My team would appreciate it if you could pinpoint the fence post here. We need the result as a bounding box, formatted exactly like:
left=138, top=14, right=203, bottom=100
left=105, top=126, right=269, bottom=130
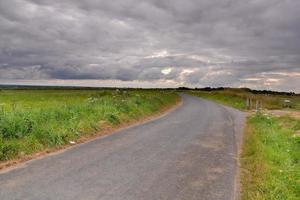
left=256, top=100, right=261, bottom=113
left=246, top=98, right=250, bottom=110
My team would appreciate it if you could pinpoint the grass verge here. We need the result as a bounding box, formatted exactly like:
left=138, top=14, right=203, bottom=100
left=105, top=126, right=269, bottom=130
left=241, top=114, right=300, bottom=200
left=0, top=89, right=179, bottom=165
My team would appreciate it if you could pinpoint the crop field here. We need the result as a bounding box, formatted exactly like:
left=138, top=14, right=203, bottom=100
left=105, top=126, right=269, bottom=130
left=0, top=88, right=179, bottom=162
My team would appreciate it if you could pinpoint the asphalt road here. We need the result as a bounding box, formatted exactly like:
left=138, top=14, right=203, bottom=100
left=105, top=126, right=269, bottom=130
left=0, top=94, right=245, bottom=200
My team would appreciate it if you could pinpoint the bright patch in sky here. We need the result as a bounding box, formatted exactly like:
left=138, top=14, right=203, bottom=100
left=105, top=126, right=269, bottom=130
left=181, top=69, right=195, bottom=74
left=161, top=68, right=172, bottom=75
left=148, top=50, right=169, bottom=58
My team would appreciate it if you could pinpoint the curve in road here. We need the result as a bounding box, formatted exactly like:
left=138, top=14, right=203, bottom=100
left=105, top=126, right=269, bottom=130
left=0, top=94, right=245, bottom=200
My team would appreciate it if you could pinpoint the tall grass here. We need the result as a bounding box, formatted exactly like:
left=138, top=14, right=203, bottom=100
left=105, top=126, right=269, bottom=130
left=0, top=89, right=178, bottom=161
left=241, top=114, right=300, bottom=200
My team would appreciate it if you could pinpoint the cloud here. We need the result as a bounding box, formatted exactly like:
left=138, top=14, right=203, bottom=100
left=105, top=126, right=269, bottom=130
left=0, top=0, right=300, bottom=92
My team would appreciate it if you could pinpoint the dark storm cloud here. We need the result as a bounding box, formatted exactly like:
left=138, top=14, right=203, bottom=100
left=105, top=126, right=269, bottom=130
left=0, top=0, right=300, bottom=91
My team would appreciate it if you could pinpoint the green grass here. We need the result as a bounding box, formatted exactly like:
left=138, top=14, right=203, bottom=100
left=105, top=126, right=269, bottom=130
left=0, top=89, right=179, bottom=161
left=188, top=90, right=246, bottom=110
left=188, top=89, right=300, bottom=110
left=241, top=114, right=300, bottom=200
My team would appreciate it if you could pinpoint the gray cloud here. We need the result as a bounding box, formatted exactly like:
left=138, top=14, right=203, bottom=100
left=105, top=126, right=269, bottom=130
left=0, top=0, right=300, bottom=92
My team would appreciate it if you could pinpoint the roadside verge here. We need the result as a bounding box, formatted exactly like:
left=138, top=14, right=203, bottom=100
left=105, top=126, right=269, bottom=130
left=0, top=95, right=182, bottom=172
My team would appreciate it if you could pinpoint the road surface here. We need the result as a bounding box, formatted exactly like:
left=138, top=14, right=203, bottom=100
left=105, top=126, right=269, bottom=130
left=0, top=94, right=245, bottom=200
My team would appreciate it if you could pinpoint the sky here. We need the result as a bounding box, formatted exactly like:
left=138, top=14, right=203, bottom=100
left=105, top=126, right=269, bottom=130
left=0, top=0, right=300, bottom=92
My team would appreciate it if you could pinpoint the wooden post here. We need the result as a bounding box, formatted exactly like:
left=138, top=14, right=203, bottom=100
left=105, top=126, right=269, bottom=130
left=256, top=100, right=261, bottom=113
left=283, top=99, right=291, bottom=108
left=246, top=98, right=250, bottom=110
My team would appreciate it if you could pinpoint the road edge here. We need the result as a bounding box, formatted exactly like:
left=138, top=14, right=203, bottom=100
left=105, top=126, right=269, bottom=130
left=225, top=107, right=247, bottom=200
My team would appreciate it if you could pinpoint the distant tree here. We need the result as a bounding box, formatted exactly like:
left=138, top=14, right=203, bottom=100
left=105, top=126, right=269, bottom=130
left=178, top=87, right=191, bottom=90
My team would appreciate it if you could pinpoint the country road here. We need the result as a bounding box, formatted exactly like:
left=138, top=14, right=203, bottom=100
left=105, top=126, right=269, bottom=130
left=0, top=94, right=245, bottom=200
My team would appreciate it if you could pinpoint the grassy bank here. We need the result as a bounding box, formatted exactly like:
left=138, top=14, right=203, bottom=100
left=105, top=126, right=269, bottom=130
left=188, top=89, right=300, bottom=110
left=0, top=89, right=179, bottom=162
left=188, top=89, right=246, bottom=110
left=241, top=114, right=300, bottom=200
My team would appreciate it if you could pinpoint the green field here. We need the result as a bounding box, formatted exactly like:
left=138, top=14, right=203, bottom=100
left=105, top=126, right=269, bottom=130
left=188, top=88, right=300, bottom=110
left=0, top=89, right=179, bottom=162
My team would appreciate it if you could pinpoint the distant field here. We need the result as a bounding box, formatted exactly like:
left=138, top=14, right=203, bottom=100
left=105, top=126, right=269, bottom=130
left=188, top=88, right=300, bottom=110
left=0, top=89, right=179, bottom=162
